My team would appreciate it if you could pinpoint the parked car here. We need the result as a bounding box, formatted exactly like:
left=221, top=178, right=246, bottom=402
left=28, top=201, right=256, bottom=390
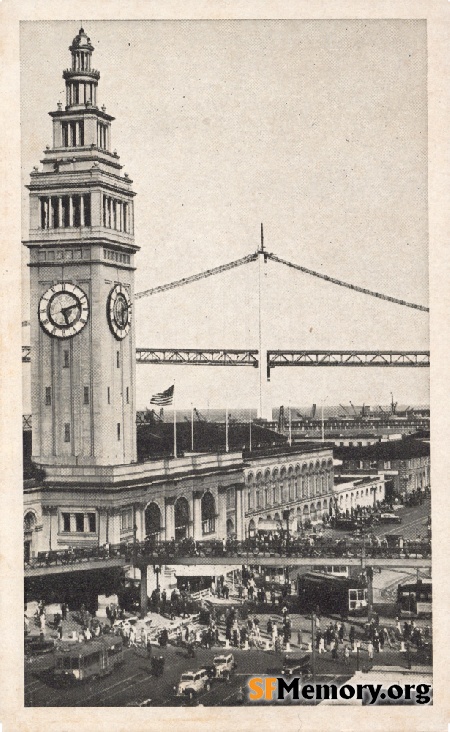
left=175, top=669, right=211, bottom=699
left=281, top=654, right=311, bottom=676
left=378, top=513, right=402, bottom=524
left=213, top=653, right=237, bottom=680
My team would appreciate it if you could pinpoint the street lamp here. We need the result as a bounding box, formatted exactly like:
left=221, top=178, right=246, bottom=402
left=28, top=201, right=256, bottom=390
left=311, top=612, right=316, bottom=686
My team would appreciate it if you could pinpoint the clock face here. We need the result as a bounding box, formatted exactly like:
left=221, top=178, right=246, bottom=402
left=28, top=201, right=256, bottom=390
left=39, top=282, right=89, bottom=339
left=107, top=283, right=132, bottom=340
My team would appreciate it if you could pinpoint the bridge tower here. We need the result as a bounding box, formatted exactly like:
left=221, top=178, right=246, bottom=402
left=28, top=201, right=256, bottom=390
left=24, top=27, right=138, bottom=468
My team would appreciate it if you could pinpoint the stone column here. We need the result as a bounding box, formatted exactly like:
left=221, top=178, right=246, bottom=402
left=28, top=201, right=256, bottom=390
left=69, top=196, right=74, bottom=227
left=108, top=510, right=121, bottom=545
left=140, top=565, right=148, bottom=617
left=134, top=503, right=144, bottom=542
left=58, top=197, right=63, bottom=228
left=235, top=484, right=245, bottom=541
left=164, top=498, right=175, bottom=541
left=193, top=491, right=203, bottom=541
left=98, top=509, right=108, bottom=546
left=217, top=486, right=228, bottom=540
left=80, top=194, right=85, bottom=226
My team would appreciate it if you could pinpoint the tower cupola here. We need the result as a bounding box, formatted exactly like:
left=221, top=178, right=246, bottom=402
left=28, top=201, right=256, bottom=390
left=63, top=27, right=100, bottom=109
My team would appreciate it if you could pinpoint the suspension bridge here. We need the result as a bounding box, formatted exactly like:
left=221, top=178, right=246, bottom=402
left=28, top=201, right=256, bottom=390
left=22, top=232, right=429, bottom=415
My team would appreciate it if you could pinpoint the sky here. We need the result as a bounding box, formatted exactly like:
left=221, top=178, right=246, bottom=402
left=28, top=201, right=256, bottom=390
left=20, top=19, right=429, bottom=412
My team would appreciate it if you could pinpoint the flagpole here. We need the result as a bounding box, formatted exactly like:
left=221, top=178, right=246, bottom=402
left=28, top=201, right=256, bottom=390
left=225, top=402, right=229, bottom=453
left=191, top=402, right=194, bottom=452
left=288, top=402, right=292, bottom=446
left=173, top=381, right=177, bottom=459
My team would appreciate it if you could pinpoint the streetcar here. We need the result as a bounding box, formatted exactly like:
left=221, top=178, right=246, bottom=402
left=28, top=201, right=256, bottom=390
left=53, top=636, right=124, bottom=684
left=293, top=572, right=368, bottom=616
left=397, top=579, right=432, bottom=617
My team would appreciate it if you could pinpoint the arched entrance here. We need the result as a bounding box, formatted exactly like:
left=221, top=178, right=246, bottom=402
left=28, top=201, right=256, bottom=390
left=248, top=519, right=256, bottom=538
left=174, top=497, right=190, bottom=540
left=201, top=492, right=216, bottom=535
left=24, top=511, right=37, bottom=563
left=144, top=502, right=162, bottom=541
left=226, top=518, right=234, bottom=536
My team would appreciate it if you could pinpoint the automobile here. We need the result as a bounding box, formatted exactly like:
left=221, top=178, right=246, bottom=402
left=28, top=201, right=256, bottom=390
left=281, top=654, right=311, bottom=676
left=378, top=513, right=402, bottom=524
left=25, top=636, right=55, bottom=656
left=334, top=519, right=358, bottom=531
left=213, top=653, right=237, bottom=680
left=126, top=698, right=152, bottom=707
left=175, top=669, right=211, bottom=699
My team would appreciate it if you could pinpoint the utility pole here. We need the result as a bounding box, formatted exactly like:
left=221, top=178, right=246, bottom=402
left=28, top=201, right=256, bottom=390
left=258, top=223, right=268, bottom=420
left=311, top=612, right=316, bottom=686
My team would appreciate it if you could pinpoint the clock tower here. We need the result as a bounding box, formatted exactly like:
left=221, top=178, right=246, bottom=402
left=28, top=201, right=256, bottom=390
left=24, top=28, right=138, bottom=468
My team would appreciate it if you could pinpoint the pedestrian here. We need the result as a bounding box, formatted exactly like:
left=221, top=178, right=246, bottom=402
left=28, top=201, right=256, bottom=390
left=367, top=641, right=374, bottom=660
left=61, top=602, right=68, bottom=621
left=339, top=623, right=345, bottom=642
left=318, top=636, right=325, bottom=654
left=129, top=627, right=137, bottom=647
left=349, top=626, right=356, bottom=647
left=331, top=639, right=338, bottom=659
left=297, top=629, right=303, bottom=648
left=344, top=645, right=350, bottom=666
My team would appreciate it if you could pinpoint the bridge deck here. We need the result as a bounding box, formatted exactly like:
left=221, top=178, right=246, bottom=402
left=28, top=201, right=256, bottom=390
left=24, top=555, right=431, bottom=577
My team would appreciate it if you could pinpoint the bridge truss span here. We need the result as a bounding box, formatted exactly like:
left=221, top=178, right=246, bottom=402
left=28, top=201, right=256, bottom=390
left=136, top=347, right=259, bottom=367
left=267, top=350, right=430, bottom=372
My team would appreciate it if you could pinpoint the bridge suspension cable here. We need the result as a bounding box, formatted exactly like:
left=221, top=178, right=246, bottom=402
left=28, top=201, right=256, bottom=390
left=135, top=252, right=258, bottom=300
left=266, top=252, right=429, bottom=312
left=21, top=246, right=429, bottom=320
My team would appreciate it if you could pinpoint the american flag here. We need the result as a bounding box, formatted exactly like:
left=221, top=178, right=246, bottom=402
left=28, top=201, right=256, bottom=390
left=150, top=385, right=174, bottom=406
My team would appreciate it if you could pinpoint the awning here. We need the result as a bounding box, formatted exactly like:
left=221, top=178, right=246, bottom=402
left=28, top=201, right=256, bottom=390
left=254, top=519, right=283, bottom=531
left=169, top=565, right=240, bottom=577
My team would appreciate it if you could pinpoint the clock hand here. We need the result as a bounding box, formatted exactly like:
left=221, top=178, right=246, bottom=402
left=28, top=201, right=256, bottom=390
left=60, top=304, right=78, bottom=324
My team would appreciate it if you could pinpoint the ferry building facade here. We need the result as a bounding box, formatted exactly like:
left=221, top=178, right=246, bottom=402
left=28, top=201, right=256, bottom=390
left=23, top=29, right=334, bottom=592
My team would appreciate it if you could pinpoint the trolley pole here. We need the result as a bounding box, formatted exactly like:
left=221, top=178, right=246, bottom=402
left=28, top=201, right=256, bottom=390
left=367, top=567, right=374, bottom=622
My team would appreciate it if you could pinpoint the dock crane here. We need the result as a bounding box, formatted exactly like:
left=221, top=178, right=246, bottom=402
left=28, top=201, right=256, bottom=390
left=390, top=393, right=397, bottom=415
left=194, top=408, right=207, bottom=422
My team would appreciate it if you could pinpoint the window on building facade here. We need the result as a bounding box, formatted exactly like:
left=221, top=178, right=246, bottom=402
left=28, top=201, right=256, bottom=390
left=45, top=386, right=51, bottom=405
left=64, top=423, right=70, bottom=442
left=83, top=386, right=89, bottom=405
left=117, top=423, right=121, bottom=440
left=39, top=193, right=91, bottom=229
left=62, top=120, right=85, bottom=147
left=88, top=513, right=96, bottom=533
left=107, top=387, right=110, bottom=404
left=75, top=513, right=84, bottom=532
left=62, top=512, right=70, bottom=532
left=63, top=350, right=70, bottom=368
left=121, top=508, right=133, bottom=531
left=102, top=194, right=131, bottom=233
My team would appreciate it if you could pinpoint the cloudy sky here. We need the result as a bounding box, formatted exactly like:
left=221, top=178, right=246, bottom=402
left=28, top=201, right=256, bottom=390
left=21, top=19, right=429, bottom=412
